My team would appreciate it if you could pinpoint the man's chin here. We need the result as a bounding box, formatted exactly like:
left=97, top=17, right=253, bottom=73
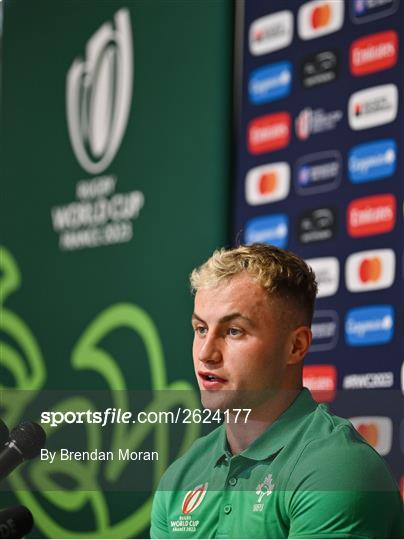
left=199, top=388, right=278, bottom=412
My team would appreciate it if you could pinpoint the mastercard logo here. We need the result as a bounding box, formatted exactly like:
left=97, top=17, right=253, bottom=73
left=311, top=4, right=331, bottom=28
left=359, top=257, right=382, bottom=282
left=356, top=423, right=379, bottom=447
left=350, top=416, right=392, bottom=456
left=182, top=482, right=208, bottom=515
left=345, top=249, right=395, bottom=292
left=245, top=162, right=290, bottom=205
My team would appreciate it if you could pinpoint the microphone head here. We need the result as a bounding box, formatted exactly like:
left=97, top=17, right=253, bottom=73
left=10, top=421, right=46, bottom=459
left=0, top=419, right=9, bottom=446
left=0, top=505, right=34, bottom=539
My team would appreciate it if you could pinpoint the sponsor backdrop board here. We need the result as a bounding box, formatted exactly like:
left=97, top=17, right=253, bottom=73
left=234, top=0, right=403, bottom=484
left=0, top=0, right=232, bottom=537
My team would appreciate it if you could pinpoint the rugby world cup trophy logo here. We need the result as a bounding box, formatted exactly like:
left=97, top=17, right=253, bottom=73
left=66, top=9, right=133, bottom=174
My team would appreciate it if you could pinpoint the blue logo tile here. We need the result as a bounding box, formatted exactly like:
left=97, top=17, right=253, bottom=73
left=248, top=62, right=292, bottom=105
left=345, top=305, right=394, bottom=346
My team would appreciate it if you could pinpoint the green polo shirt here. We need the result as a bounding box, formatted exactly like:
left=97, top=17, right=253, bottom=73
left=150, top=389, right=403, bottom=539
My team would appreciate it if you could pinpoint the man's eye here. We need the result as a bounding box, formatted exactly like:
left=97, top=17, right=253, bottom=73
left=228, top=327, right=242, bottom=337
left=194, top=326, right=207, bottom=336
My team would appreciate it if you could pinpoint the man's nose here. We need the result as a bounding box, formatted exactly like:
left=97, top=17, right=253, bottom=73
left=198, top=335, right=222, bottom=364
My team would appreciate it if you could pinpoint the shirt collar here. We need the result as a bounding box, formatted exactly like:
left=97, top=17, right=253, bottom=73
left=213, top=388, right=317, bottom=464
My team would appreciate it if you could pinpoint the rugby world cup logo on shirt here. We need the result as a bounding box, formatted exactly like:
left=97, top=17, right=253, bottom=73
left=249, top=11, right=293, bottom=56
left=182, top=483, right=208, bottom=515
left=298, top=0, right=344, bottom=40
left=351, top=0, right=398, bottom=23
left=248, top=62, right=292, bottom=105
left=348, top=84, right=398, bottom=131
left=345, top=249, right=395, bottom=292
left=245, top=162, right=290, bottom=205
left=347, top=194, right=396, bottom=237
left=350, top=416, right=392, bottom=456
left=348, top=139, right=396, bottom=184
left=345, top=305, right=394, bottom=346
left=295, top=151, right=341, bottom=195
left=350, top=31, right=398, bottom=76
left=66, top=9, right=133, bottom=174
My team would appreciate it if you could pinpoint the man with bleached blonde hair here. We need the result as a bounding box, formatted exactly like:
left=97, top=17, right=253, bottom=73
left=151, top=244, right=403, bottom=539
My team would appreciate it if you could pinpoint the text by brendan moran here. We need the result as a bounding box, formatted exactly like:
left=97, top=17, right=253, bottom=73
left=40, top=448, right=159, bottom=463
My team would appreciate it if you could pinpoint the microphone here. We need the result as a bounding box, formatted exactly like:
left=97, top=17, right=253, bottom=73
left=0, top=420, right=9, bottom=446
left=0, top=421, right=46, bottom=482
left=0, top=506, right=34, bottom=539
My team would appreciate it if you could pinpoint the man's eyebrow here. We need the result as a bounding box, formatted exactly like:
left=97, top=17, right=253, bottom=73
left=192, top=312, right=255, bottom=326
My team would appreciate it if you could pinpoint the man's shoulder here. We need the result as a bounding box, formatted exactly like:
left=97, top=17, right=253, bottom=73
left=287, top=404, right=397, bottom=492
left=158, top=425, right=223, bottom=489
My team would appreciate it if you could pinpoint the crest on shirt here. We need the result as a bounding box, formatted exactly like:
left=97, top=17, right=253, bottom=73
left=253, top=474, right=275, bottom=512
left=182, top=482, right=208, bottom=514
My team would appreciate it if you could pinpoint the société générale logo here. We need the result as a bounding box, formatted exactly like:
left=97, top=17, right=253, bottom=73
left=66, top=9, right=133, bottom=174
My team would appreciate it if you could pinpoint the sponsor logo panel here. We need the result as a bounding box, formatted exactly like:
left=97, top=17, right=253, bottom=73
left=298, top=1, right=344, bottom=40
left=245, top=214, right=288, bottom=248
left=249, top=11, right=293, bottom=56
left=248, top=113, right=291, bottom=154
left=350, top=416, right=393, bottom=456
left=295, top=107, right=343, bottom=140
left=345, top=249, right=395, bottom=292
left=351, top=0, right=399, bottom=24
left=298, top=207, right=336, bottom=244
left=306, top=257, right=339, bottom=298
left=303, top=364, right=337, bottom=402
left=348, top=139, right=396, bottom=183
left=245, top=163, right=290, bottom=205
left=295, top=151, right=341, bottom=195
left=350, top=31, right=398, bottom=76
left=310, top=310, right=339, bottom=352
left=347, top=194, right=396, bottom=237
left=348, top=84, right=398, bottom=130
left=401, top=362, right=404, bottom=395
left=342, top=371, right=394, bottom=389
left=249, top=62, right=292, bottom=105
left=400, top=419, right=404, bottom=454
left=300, top=49, right=339, bottom=88
left=345, top=305, right=394, bottom=346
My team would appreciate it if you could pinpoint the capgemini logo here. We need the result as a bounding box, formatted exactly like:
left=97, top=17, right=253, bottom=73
left=66, top=9, right=133, bottom=174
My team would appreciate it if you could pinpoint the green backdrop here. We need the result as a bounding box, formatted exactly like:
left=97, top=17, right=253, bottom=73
left=0, top=0, right=233, bottom=537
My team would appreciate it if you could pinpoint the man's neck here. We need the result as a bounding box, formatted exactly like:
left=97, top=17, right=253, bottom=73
left=225, top=388, right=302, bottom=455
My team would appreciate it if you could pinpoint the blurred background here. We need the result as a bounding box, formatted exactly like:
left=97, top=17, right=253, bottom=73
left=0, top=0, right=402, bottom=537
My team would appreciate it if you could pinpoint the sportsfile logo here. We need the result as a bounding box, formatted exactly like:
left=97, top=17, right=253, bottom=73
left=295, top=151, right=341, bottom=195
left=306, top=257, right=339, bottom=298
left=350, top=31, right=398, bottom=76
left=245, top=163, right=290, bottom=205
left=295, top=107, right=342, bottom=140
left=351, top=0, right=398, bottom=24
left=350, top=416, right=392, bottom=456
left=345, top=305, right=394, bottom=346
left=248, top=113, right=291, bottom=154
left=300, top=50, right=339, bottom=88
left=348, top=84, right=398, bottom=131
left=303, top=365, right=337, bottom=402
left=345, top=249, right=395, bottom=292
left=249, top=62, right=292, bottom=105
left=348, top=139, right=396, bottom=184
left=310, top=310, right=339, bottom=352
left=245, top=214, right=288, bottom=248
left=66, top=9, right=133, bottom=175
left=249, top=11, right=293, bottom=56
left=298, top=207, right=336, bottom=243
left=298, top=1, right=344, bottom=40
left=347, top=194, right=396, bottom=237
left=343, top=371, right=393, bottom=389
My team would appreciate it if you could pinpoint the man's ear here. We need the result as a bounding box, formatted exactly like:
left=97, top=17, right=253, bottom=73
left=287, top=326, right=312, bottom=365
